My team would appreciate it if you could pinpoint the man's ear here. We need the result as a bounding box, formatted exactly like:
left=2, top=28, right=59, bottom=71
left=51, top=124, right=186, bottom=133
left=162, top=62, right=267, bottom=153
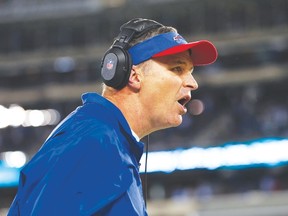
left=128, top=65, right=142, bottom=90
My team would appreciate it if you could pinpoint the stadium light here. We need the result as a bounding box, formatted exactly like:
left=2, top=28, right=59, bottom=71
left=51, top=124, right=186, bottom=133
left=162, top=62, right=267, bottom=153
left=140, top=138, right=288, bottom=173
left=0, top=104, right=61, bottom=129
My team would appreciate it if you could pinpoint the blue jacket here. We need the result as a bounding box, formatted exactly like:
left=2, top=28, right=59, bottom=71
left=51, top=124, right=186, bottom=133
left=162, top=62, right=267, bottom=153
left=8, top=93, right=147, bottom=216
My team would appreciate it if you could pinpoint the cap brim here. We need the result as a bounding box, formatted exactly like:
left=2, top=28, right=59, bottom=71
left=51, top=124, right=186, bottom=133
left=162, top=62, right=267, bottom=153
left=153, top=40, right=218, bottom=66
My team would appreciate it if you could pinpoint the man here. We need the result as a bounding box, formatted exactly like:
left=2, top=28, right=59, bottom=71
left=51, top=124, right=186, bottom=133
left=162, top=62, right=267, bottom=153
left=8, top=18, right=217, bottom=216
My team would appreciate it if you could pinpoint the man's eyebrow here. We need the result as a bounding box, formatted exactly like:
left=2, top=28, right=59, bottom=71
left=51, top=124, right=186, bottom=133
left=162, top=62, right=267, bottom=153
left=170, top=60, right=188, bottom=66
left=174, top=60, right=187, bottom=65
left=172, top=60, right=194, bottom=70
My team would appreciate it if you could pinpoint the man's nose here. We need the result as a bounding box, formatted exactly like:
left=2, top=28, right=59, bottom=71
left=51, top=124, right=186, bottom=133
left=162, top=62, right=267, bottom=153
left=184, top=74, right=198, bottom=90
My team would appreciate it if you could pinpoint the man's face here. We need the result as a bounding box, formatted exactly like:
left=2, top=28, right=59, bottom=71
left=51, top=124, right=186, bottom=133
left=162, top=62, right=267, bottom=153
left=140, top=51, right=198, bottom=131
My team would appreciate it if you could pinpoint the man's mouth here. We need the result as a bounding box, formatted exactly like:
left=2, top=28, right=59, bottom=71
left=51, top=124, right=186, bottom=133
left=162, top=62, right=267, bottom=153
left=177, top=95, right=191, bottom=107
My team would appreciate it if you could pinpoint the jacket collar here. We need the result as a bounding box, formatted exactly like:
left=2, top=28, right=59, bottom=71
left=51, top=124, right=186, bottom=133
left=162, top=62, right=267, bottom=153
left=81, top=92, right=144, bottom=162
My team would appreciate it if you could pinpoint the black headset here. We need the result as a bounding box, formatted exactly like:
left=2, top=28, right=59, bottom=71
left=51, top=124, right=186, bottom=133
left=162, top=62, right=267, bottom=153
left=100, top=18, right=163, bottom=89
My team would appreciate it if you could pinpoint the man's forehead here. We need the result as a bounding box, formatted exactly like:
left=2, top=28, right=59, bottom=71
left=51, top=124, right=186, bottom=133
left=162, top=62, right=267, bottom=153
left=153, top=51, right=194, bottom=67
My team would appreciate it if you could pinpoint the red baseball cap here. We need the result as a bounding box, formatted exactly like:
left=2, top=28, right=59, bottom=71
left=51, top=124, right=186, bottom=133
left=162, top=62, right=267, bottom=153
left=128, top=32, right=218, bottom=66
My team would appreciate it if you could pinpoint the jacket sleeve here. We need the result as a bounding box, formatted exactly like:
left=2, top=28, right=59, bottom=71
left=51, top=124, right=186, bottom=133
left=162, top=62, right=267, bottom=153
left=8, top=122, right=133, bottom=216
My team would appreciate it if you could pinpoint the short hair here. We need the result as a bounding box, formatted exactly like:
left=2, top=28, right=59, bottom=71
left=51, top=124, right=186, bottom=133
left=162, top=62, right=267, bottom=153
left=128, top=26, right=177, bottom=48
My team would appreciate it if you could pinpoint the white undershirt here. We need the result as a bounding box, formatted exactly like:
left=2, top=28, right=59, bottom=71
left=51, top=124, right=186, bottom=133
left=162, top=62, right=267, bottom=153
left=131, top=129, right=140, bottom=142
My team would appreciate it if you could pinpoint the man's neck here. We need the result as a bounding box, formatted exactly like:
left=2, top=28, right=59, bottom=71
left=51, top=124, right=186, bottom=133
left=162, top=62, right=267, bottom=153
left=103, top=91, right=148, bottom=139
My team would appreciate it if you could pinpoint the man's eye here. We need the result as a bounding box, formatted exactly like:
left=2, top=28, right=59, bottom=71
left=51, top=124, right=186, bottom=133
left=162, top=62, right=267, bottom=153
left=172, top=66, right=183, bottom=72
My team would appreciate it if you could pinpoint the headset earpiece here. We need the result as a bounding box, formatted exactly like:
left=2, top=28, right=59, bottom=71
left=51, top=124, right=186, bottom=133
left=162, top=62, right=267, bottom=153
left=100, top=18, right=163, bottom=89
left=101, top=47, right=132, bottom=90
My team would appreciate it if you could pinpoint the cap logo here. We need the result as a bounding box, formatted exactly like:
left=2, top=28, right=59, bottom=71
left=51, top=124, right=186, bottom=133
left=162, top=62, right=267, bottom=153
left=173, top=34, right=185, bottom=44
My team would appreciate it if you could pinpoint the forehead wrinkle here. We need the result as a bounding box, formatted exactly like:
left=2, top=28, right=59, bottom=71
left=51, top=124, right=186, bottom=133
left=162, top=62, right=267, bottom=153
left=152, top=51, right=194, bottom=69
left=169, top=51, right=194, bottom=65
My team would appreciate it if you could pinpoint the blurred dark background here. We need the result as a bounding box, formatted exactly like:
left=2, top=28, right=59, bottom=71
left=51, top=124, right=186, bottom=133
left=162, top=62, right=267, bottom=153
left=1, top=0, right=288, bottom=215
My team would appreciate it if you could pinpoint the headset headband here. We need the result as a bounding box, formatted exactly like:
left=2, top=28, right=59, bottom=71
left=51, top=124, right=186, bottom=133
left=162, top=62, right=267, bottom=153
left=113, top=18, right=164, bottom=49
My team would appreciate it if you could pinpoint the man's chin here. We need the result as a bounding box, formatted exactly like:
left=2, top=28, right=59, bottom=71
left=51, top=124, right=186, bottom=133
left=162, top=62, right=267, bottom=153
left=154, top=116, right=183, bottom=131
left=167, top=117, right=183, bottom=128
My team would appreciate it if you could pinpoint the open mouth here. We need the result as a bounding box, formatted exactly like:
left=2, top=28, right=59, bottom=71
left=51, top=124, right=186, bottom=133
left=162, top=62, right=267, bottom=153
left=178, top=95, right=191, bottom=107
